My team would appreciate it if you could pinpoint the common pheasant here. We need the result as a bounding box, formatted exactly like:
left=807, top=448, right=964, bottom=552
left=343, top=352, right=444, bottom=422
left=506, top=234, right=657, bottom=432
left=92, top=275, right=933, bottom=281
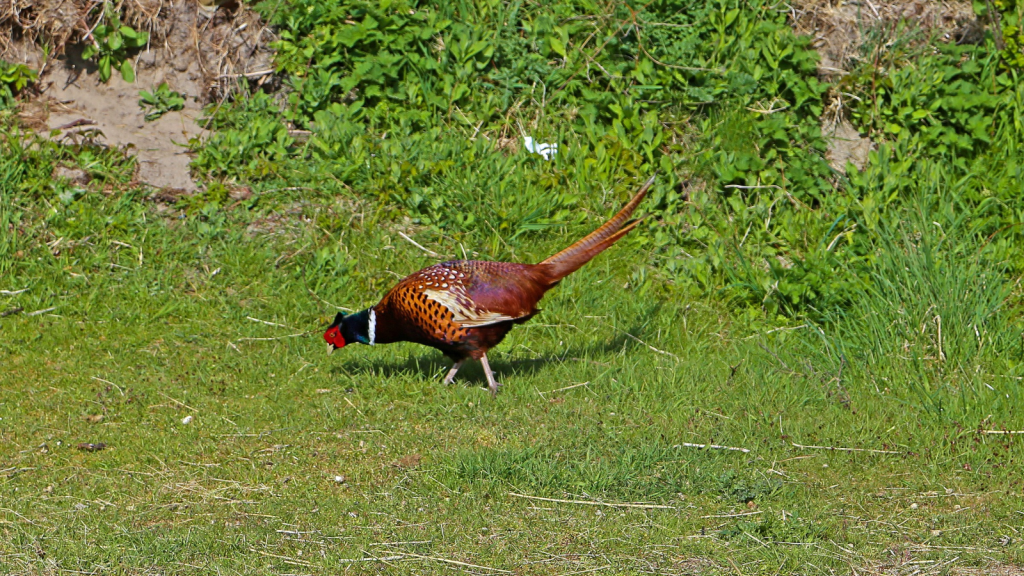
left=324, top=175, right=655, bottom=396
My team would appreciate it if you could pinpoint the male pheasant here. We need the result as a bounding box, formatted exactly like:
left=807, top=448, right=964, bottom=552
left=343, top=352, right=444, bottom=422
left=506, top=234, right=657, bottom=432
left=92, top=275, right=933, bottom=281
left=324, top=175, right=655, bottom=396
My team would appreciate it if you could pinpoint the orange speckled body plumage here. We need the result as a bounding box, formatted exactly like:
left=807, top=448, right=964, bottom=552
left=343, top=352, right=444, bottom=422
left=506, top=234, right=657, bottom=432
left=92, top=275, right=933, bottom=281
left=372, top=260, right=552, bottom=360
left=325, top=175, right=656, bottom=396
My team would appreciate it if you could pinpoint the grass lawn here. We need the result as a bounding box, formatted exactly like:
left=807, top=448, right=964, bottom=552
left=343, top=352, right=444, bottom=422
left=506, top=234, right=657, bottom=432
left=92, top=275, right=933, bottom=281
left=2, top=177, right=1022, bottom=575
left=3, top=0, right=1024, bottom=571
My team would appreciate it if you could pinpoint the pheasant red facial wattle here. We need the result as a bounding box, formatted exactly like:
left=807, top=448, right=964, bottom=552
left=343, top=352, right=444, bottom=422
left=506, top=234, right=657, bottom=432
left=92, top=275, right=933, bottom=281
left=323, top=175, right=656, bottom=397
left=324, top=326, right=345, bottom=351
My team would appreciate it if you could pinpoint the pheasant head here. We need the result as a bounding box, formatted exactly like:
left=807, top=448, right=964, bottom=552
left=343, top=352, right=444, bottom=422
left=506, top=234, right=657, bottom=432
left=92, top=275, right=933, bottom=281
left=324, top=310, right=376, bottom=353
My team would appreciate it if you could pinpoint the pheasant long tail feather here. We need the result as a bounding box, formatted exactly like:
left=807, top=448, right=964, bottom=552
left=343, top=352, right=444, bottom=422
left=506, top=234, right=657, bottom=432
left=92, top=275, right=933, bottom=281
left=540, top=175, right=655, bottom=280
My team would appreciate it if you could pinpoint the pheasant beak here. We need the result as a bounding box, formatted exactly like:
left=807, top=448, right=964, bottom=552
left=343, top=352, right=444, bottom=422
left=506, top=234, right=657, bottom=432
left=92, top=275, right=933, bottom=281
left=327, top=343, right=336, bottom=355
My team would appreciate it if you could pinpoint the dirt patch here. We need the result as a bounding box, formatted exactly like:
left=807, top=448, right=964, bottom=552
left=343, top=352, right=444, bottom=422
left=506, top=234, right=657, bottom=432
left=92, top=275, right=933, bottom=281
left=788, top=1, right=977, bottom=175
left=393, top=453, right=422, bottom=469
left=672, top=557, right=723, bottom=574
left=2, top=1, right=275, bottom=99
left=39, top=47, right=205, bottom=191
left=2, top=0, right=276, bottom=191
left=823, top=118, right=873, bottom=173
left=789, top=0, right=979, bottom=75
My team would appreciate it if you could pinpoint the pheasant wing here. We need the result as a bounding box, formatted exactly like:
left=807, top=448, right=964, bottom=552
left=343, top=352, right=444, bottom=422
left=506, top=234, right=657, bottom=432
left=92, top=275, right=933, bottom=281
left=421, top=261, right=543, bottom=328
left=421, top=287, right=518, bottom=327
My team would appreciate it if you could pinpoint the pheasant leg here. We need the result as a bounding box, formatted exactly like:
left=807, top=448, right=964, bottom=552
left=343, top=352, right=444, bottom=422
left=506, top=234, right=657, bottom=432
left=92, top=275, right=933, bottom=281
left=479, top=354, right=502, bottom=397
left=443, top=360, right=464, bottom=385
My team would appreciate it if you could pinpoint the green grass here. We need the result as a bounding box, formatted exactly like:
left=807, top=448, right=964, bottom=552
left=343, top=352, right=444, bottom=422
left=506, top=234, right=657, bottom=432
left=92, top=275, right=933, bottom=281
left=2, top=136, right=1023, bottom=574
left=4, top=0, right=1024, bottom=571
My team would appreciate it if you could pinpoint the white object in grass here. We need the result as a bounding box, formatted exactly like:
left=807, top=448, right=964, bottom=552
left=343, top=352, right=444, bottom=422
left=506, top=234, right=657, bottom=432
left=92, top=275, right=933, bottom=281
left=523, top=136, right=558, bottom=160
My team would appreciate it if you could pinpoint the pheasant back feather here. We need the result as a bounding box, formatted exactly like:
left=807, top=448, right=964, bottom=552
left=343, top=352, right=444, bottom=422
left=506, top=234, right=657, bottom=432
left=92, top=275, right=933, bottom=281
left=371, top=260, right=546, bottom=354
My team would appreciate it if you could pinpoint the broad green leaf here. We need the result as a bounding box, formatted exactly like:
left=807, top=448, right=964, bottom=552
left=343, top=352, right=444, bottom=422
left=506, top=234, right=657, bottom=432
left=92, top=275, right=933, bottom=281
left=466, top=40, right=489, bottom=60
left=725, top=8, right=739, bottom=27
left=121, top=59, right=135, bottom=83
left=99, top=56, right=111, bottom=83
left=549, top=36, right=566, bottom=57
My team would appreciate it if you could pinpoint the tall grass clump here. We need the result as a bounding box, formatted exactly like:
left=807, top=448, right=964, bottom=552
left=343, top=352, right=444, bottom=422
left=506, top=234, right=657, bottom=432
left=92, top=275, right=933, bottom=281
left=817, top=179, right=1023, bottom=419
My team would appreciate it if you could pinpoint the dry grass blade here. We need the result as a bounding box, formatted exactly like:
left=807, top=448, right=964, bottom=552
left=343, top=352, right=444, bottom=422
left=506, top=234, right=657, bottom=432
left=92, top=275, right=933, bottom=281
left=237, top=331, right=314, bottom=342
left=397, top=231, right=440, bottom=257
left=538, top=381, right=591, bottom=396
left=256, top=550, right=312, bottom=567
left=337, top=554, right=407, bottom=563
left=792, top=442, right=901, bottom=455
left=158, top=392, right=197, bottom=412
left=381, top=551, right=513, bottom=573
left=508, top=492, right=676, bottom=510
left=675, top=442, right=750, bottom=453
left=701, top=510, right=763, bottom=519
left=246, top=316, right=291, bottom=328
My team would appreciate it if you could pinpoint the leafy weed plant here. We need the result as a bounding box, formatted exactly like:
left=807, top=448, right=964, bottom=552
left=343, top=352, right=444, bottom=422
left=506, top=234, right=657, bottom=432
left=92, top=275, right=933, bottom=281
left=139, top=82, right=185, bottom=121
left=0, top=60, right=36, bottom=106
left=80, top=4, right=149, bottom=82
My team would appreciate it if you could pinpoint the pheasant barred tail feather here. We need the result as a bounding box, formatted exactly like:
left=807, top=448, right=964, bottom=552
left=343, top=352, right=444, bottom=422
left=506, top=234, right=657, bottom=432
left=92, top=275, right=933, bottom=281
left=539, top=175, right=655, bottom=281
